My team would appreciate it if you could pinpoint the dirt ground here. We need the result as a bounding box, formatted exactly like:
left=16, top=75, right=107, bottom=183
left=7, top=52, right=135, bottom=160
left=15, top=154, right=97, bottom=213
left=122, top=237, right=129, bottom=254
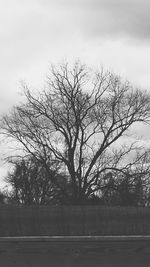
left=0, top=240, right=150, bottom=267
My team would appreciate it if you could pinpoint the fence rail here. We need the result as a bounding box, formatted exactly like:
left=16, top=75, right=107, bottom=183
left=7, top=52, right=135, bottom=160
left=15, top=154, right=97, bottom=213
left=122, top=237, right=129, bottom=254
left=0, top=205, right=150, bottom=236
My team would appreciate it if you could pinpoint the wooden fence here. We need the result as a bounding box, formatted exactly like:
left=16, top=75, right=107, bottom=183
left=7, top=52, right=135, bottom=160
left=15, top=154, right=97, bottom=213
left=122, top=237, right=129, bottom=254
left=0, top=205, right=150, bottom=236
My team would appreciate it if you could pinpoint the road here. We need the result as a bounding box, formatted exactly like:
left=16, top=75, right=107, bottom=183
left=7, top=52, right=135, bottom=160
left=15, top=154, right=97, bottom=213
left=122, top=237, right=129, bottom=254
left=0, top=236, right=150, bottom=266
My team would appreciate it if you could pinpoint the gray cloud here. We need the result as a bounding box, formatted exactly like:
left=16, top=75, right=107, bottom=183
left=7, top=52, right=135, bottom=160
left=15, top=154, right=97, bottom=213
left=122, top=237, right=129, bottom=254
left=37, top=0, right=150, bottom=41
left=83, top=0, right=150, bottom=41
left=0, top=0, right=149, bottom=116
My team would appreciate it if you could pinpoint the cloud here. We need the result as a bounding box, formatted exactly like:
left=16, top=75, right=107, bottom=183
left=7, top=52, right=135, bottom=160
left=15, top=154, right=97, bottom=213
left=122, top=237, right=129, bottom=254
left=67, top=0, right=150, bottom=41
left=84, top=0, right=150, bottom=41
left=0, top=0, right=149, bottom=114
left=35, top=0, right=150, bottom=41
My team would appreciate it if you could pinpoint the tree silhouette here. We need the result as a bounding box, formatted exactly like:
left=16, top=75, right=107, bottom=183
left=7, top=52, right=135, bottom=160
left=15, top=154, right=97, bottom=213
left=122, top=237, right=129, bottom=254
left=2, top=62, right=150, bottom=204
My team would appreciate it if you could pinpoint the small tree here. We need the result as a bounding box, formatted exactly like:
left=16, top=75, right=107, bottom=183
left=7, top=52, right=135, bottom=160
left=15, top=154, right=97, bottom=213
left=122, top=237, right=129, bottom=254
left=2, top=62, right=150, bottom=204
left=5, top=156, right=68, bottom=205
left=100, top=173, right=145, bottom=206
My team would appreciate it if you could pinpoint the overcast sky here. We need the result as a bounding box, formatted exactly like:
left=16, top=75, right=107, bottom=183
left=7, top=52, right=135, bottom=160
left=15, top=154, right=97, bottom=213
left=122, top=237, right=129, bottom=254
left=0, top=0, right=150, bottom=184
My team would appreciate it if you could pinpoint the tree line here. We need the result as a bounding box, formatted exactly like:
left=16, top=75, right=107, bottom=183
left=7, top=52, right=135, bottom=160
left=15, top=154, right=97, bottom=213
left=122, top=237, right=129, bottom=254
left=1, top=62, right=150, bottom=205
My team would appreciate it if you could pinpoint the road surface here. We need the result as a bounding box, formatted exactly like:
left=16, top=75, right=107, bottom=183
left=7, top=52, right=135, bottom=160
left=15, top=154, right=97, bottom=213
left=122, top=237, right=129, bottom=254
left=0, top=236, right=150, bottom=266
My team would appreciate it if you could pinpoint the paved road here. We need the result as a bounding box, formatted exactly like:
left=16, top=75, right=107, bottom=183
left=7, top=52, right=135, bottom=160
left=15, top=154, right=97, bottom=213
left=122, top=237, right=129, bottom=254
left=0, top=236, right=150, bottom=266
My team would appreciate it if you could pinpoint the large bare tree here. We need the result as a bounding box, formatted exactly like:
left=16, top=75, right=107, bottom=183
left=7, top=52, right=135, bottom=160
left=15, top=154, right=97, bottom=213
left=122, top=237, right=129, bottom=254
left=2, top=62, right=150, bottom=204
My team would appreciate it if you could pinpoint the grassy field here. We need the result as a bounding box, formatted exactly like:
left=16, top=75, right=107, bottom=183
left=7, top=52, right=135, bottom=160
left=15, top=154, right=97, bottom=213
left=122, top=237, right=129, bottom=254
left=0, top=205, right=150, bottom=236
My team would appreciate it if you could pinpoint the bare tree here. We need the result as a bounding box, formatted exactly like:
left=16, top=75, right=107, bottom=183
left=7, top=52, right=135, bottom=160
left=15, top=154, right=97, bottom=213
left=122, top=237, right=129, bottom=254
left=2, top=62, right=150, bottom=204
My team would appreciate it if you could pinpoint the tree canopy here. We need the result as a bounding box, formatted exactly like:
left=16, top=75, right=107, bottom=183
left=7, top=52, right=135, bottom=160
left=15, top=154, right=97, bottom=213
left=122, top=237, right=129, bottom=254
left=2, top=62, right=150, bottom=204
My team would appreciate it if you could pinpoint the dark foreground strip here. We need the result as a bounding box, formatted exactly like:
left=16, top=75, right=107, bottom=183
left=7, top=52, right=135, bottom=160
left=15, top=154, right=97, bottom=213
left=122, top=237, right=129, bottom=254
left=0, top=236, right=150, bottom=242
